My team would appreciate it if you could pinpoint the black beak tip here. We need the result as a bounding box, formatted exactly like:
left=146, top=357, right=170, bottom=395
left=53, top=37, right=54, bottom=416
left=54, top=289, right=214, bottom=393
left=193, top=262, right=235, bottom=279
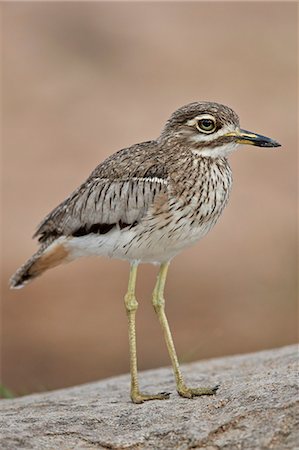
left=238, top=130, right=281, bottom=148
left=261, top=140, right=281, bottom=148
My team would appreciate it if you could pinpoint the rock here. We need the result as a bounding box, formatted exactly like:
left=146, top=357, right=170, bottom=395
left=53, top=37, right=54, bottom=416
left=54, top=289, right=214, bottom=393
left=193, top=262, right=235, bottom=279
left=0, top=345, right=298, bottom=449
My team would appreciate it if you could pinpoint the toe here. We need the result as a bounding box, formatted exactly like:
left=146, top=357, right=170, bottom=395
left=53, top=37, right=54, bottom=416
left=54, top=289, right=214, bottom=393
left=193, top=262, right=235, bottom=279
left=131, top=391, right=170, bottom=403
left=178, top=385, right=218, bottom=398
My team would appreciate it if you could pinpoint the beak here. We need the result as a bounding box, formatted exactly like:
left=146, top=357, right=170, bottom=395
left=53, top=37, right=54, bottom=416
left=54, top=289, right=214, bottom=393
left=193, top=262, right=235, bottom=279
left=226, top=129, right=281, bottom=148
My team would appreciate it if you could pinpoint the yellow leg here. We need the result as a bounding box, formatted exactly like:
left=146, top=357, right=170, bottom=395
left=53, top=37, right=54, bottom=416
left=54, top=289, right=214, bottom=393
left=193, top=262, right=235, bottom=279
left=124, top=261, right=170, bottom=404
left=152, top=262, right=218, bottom=399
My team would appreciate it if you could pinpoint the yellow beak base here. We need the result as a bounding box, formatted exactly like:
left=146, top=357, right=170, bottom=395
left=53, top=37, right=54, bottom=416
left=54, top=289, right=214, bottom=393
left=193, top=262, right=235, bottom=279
left=227, top=129, right=281, bottom=148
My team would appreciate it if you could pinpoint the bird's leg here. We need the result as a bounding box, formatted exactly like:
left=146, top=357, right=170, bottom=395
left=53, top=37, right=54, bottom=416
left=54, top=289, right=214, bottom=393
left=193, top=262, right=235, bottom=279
left=152, top=262, right=218, bottom=399
left=124, top=261, right=170, bottom=404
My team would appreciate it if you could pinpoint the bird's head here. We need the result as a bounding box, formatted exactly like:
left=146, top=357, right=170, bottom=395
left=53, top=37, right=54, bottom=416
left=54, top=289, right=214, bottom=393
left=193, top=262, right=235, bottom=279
left=159, top=101, right=281, bottom=158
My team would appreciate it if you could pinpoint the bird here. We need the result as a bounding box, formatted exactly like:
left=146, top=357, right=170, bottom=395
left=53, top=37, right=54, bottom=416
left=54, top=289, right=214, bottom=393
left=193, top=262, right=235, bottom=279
left=10, top=101, right=281, bottom=404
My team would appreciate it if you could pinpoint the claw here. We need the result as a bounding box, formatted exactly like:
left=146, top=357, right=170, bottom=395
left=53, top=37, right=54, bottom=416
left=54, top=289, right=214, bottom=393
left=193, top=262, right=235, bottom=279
left=131, top=391, right=170, bottom=404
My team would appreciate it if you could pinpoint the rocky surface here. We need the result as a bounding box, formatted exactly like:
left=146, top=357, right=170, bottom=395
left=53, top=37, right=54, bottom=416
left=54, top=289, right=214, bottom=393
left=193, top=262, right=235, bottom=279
left=1, top=345, right=298, bottom=449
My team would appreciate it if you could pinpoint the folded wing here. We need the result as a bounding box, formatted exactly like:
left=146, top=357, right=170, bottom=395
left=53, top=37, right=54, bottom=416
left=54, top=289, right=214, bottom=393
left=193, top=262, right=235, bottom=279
left=34, top=142, right=169, bottom=244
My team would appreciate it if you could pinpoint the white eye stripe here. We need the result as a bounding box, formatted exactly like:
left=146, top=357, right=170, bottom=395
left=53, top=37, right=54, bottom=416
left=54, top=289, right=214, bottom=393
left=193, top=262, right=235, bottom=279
left=187, top=114, right=216, bottom=127
left=190, top=124, right=236, bottom=143
left=187, top=114, right=217, bottom=134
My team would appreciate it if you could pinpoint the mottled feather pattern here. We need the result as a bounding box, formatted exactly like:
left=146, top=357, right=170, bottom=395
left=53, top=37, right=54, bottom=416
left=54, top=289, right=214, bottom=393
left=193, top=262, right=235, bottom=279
left=35, top=141, right=168, bottom=243
left=10, top=101, right=242, bottom=287
left=33, top=143, right=232, bottom=263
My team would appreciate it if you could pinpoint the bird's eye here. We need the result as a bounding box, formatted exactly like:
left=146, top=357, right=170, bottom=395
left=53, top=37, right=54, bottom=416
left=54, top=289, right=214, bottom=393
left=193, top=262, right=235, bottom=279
left=197, top=118, right=216, bottom=133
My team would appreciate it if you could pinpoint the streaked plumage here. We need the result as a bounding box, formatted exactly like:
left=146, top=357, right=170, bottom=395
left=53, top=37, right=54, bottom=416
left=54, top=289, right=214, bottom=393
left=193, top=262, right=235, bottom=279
left=10, top=101, right=280, bottom=403
left=11, top=102, right=239, bottom=287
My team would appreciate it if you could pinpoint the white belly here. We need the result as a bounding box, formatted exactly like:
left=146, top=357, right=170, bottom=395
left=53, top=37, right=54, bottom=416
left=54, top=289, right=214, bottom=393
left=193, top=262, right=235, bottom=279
left=63, top=160, right=232, bottom=264
left=63, top=214, right=218, bottom=264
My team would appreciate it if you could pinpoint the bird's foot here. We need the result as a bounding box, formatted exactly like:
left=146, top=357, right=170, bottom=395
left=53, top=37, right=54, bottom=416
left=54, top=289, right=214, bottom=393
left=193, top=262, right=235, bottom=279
left=177, top=384, right=219, bottom=399
left=131, top=390, right=170, bottom=404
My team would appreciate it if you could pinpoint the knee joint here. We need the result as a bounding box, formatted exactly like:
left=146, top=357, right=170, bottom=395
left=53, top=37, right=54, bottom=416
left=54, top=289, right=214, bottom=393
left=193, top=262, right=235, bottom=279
left=152, top=294, right=165, bottom=310
left=124, top=293, right=138, bottom=312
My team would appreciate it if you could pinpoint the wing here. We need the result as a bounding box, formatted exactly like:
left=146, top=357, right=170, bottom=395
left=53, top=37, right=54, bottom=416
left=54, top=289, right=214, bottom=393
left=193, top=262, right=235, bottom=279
left=34, top=141, right=169, bottom=243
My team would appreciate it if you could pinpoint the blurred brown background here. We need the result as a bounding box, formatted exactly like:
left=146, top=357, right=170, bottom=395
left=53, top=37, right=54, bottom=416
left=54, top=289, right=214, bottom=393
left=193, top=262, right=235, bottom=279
left=2, top=2, right=297, bottom=395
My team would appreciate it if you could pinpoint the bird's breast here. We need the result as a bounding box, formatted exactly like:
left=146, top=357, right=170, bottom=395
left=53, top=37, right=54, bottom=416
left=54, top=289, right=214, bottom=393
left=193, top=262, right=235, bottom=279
left=171, top=157, right=233, bottom=227
left=128, top=157, right=234, bottom=260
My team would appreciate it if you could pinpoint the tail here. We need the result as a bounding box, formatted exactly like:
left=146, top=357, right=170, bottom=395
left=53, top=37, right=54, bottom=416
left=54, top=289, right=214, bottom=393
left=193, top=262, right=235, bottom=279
left=10, top=239, right=71, bottom=289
